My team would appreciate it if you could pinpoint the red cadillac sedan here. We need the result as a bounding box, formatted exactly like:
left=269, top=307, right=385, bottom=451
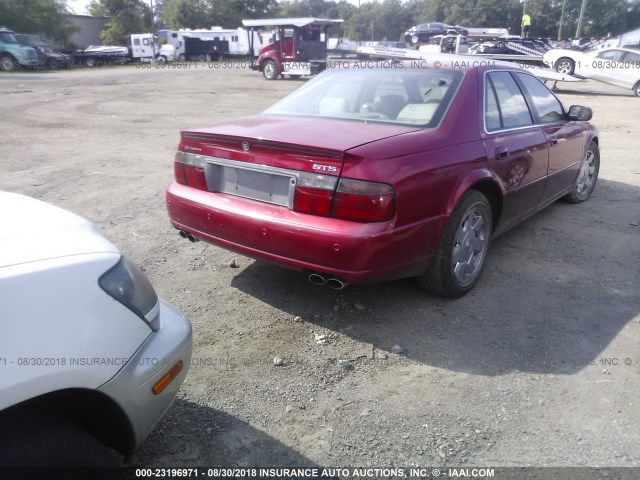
left=166, top=58, right=598, bottom=297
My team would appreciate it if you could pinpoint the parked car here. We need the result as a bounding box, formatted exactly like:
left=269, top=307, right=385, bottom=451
left=0, top=28, right=38, bottom=71
left=15, top=33, right=73, bottom=69
left=470, top=38, right=551, bottom=55
left=543, top=47, right=640, bottom=96
left=166, top=58, right=598, bottom=297
left=404, top=23, right=467, bottom=45
left=0, top=192, right=192, bottom=466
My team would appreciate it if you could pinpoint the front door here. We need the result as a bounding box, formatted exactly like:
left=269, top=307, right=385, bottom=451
left=482, top=71, right=549, bottom=230
left=514, top=72, right=585, bottom=204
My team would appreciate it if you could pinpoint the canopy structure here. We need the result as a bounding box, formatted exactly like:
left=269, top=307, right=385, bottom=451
left=241, top=18, right=343, bottom=29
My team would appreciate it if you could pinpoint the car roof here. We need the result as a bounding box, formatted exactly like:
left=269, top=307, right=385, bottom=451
left=0, top=192, right=119, bottom=269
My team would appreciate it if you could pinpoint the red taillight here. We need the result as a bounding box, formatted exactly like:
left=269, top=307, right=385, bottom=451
left=293, top=175, right=395, bottom=223
left=184, top=165, right=207, bottom=190
left=174, top=151, right=208, bottom=191
left=174, top=161, right=187, bottom=185
left=293, top=186, right=333, bottom=216
left=332, top=179, right=395, bottom=222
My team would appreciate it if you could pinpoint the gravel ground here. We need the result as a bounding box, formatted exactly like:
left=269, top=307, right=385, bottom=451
left=1, top=63, right=639, bottom=473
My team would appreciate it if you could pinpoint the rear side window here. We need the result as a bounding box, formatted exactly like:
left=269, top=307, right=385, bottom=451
left=597, top=49, right=624, bottom=61
left=485, top=71, right=533, bottom=131
left=516, top=73, right=565, bottom=124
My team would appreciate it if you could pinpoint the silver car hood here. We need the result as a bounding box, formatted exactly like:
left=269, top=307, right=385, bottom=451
left=0, top=192, right=119, bottom=268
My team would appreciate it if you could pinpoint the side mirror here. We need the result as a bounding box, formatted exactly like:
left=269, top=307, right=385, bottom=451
left=568, top=105, right=592, bottom=121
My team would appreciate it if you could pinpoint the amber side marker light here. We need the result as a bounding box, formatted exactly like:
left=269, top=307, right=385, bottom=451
left=152, top=360, right=184, bottom=395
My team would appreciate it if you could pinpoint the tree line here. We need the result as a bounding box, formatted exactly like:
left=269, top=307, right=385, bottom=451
left=1, top=0, right=638, bottom=47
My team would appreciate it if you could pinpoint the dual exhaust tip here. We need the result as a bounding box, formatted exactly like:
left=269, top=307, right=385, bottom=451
left=178, top=230, right=199, bottom=243
left=308, top=273, right=347, bottom=290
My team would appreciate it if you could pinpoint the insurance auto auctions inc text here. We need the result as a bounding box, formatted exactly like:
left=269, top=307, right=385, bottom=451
left=224, top=467, right=495, bottom=478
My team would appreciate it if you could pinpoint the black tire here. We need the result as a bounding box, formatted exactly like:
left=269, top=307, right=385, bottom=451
left=156, top=55, right=167, bottom=65
left=563, top=142, right=599, bottom=203
left=0, top=415, right=118, bottom=470
left=555, top=57, right=575, bottom=75
left=634, top=81, right=640, bottom=97
left=46, top=58, right=60, bottom=70
left=411, top=35, right=420, bottom=45
left=418, top=190, right=492, bottom=297
left=262, top=59, right=279, bottom=80
left=85, top=57, right=97, bottom=67
left=0, top=54, right=16, bottom=72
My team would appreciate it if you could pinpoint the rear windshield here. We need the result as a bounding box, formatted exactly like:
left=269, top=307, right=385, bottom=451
left=264, top=68, right=464, bottom=128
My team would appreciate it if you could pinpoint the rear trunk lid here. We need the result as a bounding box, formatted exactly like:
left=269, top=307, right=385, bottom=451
left=180, top=114, right=421, bottom=175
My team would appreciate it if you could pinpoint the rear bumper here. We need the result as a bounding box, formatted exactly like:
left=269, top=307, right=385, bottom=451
left=98, top=299, right=192, bottom=450
left=166, top=182, right=443, bottom=284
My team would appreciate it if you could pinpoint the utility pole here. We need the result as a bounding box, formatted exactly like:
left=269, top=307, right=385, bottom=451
left=576, top=0, right=588, bottom=38
left=558, top=0, right=567, bottom=41
left=150, top=0, right=156, bottom=59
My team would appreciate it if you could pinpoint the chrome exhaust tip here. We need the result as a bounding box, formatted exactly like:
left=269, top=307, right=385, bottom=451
left=308, top=273, right=327, bottom=286
left=179, top=230, right=199, bottom=243
left=326, top=278, right=346, bottom=290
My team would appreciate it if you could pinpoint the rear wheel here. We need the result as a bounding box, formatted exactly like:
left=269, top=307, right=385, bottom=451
left=419, top=190, right=492, bottom=297
left=411, top=35, right=420, bottom=45
left=85, top=57, right=97, bottom=67
left=634, top=81, right=640, bottom=97
left=0, top=54, right=16, bottom=71
left=262, top=59, right=279, bottom=80
left=563, top=142, right=599, bottom=203
left=555, top=57, right=575, bottom=75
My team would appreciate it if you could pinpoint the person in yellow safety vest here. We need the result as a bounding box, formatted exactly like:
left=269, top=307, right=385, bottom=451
left=521, top=14, right=531, bottom=38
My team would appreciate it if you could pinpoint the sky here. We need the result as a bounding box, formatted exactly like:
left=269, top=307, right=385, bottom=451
left=66, top=0, right=92, bottom=15
left=65, top=0, right=367, bottom=16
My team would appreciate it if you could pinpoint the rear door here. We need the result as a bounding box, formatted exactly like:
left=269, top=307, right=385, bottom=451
left=131, top=36, right=143, bottom=59
left=620, top=50, right=640, bottom=90
left=482, top=71, right=549, bottom=230
left=514, top=72, right=585, bottom=204
left=586, top=49, right=626, bottom=85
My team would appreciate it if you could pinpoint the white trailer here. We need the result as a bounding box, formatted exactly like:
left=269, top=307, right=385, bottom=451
left=159, top=28, right=262, bottom=59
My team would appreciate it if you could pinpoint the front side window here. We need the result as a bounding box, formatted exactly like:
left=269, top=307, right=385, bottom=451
left=485, top=71, right=533, bottom=131
left=0, top=32, right=18, bottom=43
left=516, top=73, right=565, bottom=124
